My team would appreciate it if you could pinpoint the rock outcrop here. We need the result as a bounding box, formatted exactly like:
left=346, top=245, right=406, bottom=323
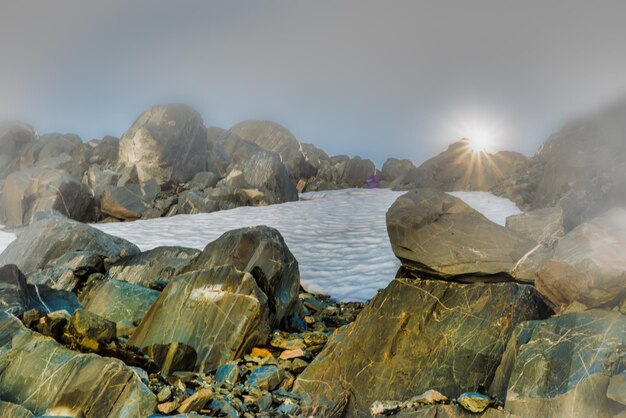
left=1, top=168, right=94, bottom=226
left=184, top=226, right=302, bottom=327
left=0, top=311, right=156, bottom=417
left=536, top=208, right=626, bottom=312
left=393, top=139, right=526, bottom=192
left=0, top=122, right=36, bottom=178
left=381, top=157, right=416, bottom=183
left=386, top=189, right=537, bottom=280
left=0, top=216, right=139, bottom=274
left=19, top=133, right=86, bottom=178
left=490, top=310, right=625, bottom=418
left=129, top=266, right=271, bottom=373
left=119, top=104, right=209, bottom=186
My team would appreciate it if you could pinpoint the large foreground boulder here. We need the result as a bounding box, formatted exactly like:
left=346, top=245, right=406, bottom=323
left=490, top=310, right=625, bottom=418
left=119, top=104, right=209, bottom=186
left=294, top=278, right=550, bottom=417
left=230, top=120, right=316, bottom=181
left=536, top=208, right=626, bottom=312
left=0, top=217, right=139, bottom=274
left=0, top=311, right=156, bottom=417
left=184, top=226, right=301, bottom=327
left=129, top=266, right=270, bottom=373
left=386, top=189, right=537, bottom=280
left=106, top=246, right=200, bottom=289
left=1, top=168, right=94, bottom=226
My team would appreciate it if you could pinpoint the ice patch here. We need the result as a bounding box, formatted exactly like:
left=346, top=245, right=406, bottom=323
left=0, top=189, right=522, bottom=301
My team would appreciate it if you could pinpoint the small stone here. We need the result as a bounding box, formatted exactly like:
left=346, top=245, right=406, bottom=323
left=304, top=316, right=316, bottom=324
left=276, top=403, right=300, bottom=415
left=302, top=331, right=328, bottom=347
left=178, top=388, right=213, bottom=413
left=370, top=400, right=402, bottom=416
left=250, top=347, right=274, bottom=358
left=247, top=365, right=286, bottom=391
left=257, top=392, right=272, bottom=410
left=406, top=389, right=448, bottom=406
left=215, top=362, right=240, bottom=386
left=457, top=392, right=491, bottom=413
left=157, top=401, right=179, bottom=414
left=270, top=334, right=305, bottom=350
left=157, top=386, right=172, bottom=403
left=279, top=348, right=307, bottom=360
left=290, top=358, right=309, bottom=374
left=116, top=320, right=136, bottom=339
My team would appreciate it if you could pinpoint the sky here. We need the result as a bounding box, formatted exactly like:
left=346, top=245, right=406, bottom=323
left=1, top=1, right=626, bottom=166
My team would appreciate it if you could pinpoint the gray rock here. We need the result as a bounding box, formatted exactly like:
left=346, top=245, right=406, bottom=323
left=0, top=264, right=28, bottom=316
left=67, top=308, right=117, bottom=344
left=490, top=310, right=625, bottom=418
left=184, top=226, right=302, bottom=328
left=0, top=122, right=36, bottom=178
left=80, top=278, right=160, bottom=324
left=457, top=393, right=490, bottom=413
left=27, top=251, right=104, bottom=291
left=215, top=361, right=240, bottom=386
left=386, top=189, right=537, bottom=280
left=505, top=206, right=564, bottom=246
left=0, top=216, right=139, bottom=274
left=293, top=278, right=550, bottom=416
left=247, top=365, right=286, bottom=390
left=0, top=400, right=35, bottom=418
left=381, top=158, right=416, bottom=182
left=188, top=171, right=219, bottom=190
left=82, top=165, right=120, bottom=204
left=337, top=156, right=376, bottom=187
left=230, top=120, right=316, bottom=181
left=536, top=208, right=626, bottom=312
left=129, top=266, right=271, bottom=373
left=84, top=135, right=119, bottom=167
left=1, top=168, right=95, bottom=226
left=0, top=311, right=156, bottom=416
left=100, top=179, right=160, bottom=220
left=106, top=246, right=199, bottom=288
left=119, top=104, right=209, bottom=186
left=19, top=133, right=85, bottom=174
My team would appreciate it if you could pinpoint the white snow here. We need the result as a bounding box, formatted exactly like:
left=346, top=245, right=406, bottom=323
left=0, top=189, right=522, bottom=301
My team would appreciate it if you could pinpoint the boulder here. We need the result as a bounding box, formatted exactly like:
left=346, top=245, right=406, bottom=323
left=187, top=171, right=219, bottom=190
left=336, top=156, right=376, bottom=187
left=381, top=158, right=416, bottom=182
left=0, top=311, right=156, bottom=416
left=0, top=400, right=35, bottom=418
left=0, top=216, right=139, bottom=274
left=293, top=278, right=550, bottom=416
left=27, top=251, right=105, bottom=292
left=230, top=120, right=316, bottom=181
left=100, top=179, right=160, bottom=220
left=505, top=206, right=564, bottom=246
left=386, top=189, right=537, bottom=280
left=25, top=283, right=81, bottom=315
left=0, top=168, right=95, bottom=226
left=184, top=226, right=301, bottom=327
left=84, top=135, right=119, bottom=167
left=80, top=278, right=160, bottom=324
left=0, top=122, right=36, bottom=178
left=119, top=104, right=209, bottom=185
left=106, top=246, right=199, bottom=289
left=129, top=266, right=271, bottom=373
left=393, top=140, right=526, bottom=192
left=82, top=165, right=120, bottom=204
left=19, top=133, right=85, bottom=174
left=67, top=308, right=117, bottom=345
left=536, top=208, right=626, bottom=312
left=0, top=264, right=29, bottom=316
left=219, top=149, right=298, bottom=205
left=490, top=310, right=625, bottom=418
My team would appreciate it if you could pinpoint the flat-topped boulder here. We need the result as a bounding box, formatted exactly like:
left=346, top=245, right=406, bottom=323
left=0, top=311, right=156, bottom=417
left=0, top=216, right=139, bottom=274
left=119, top=104, right=209, bottom=186
left=129, top=266, right=270, bottom=373
left=294, top=278, right=550, bottom=417
left=490, top=310, right=625, bottom=417
left=536, top=208, right=626, bottom=312
left=184, top=226, right=301, bottom=327
left=0, top=168, right=94, bottom=226
left=386, top=189, right=537, bottom=280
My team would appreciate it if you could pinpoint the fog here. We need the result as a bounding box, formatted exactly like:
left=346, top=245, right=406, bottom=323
left=2, top=0, right=626, bottom=165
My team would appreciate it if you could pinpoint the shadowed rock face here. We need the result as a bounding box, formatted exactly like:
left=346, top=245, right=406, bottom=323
left=490, top=310, right=625, bottom=418
left=293, top=278, right=550, bottom=417
left=230, top=120, right=317, bottom=181
left=392, top=140, right=526, bottom=192
left=100, top=179, right=160, bottom=220
left=106, top=246, right=200, bottom=289
left=184, top=226, right=301, bottom=328
left=0, top=264, right=29, bottom=316
left=119, top=104, right=209, bottom=186
left=0, top=312, right=156, bottom=417
left=0, top=168, right=95, bottom=227
left=536, top=208, right=626, bottom=312
left=129, top=266, right=271, bottom=373
left=0, top=217, right=139, bottom=274
left=386, top=189, right=536, bottom=280
left=80, top=279, right=160, bottom=324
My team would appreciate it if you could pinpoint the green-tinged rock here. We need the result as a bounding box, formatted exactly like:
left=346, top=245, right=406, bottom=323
left=0, top=311, right=156, bottom=417
left=106, top=246, right=199, bottom=288
left=67, top=309, right=116, bottom=344
left=0, top=400, right=35, bottom=418
left=293, top=278, right=550, bottom=417
left=80, top=278, right=159, bottom=324
left=457, top=392, right=490, bottom=413
left=490, top=310, right=625, bottom=418
left=130, top=266, right=270, bottom=372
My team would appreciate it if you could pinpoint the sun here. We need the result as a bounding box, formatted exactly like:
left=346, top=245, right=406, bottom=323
left=467, top=135, right=490, bottom=153
left=460, top=119, right=499, bottom=154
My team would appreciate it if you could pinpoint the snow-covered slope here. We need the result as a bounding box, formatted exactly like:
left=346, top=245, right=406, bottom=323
left=0, top=189, right=522, bottom=301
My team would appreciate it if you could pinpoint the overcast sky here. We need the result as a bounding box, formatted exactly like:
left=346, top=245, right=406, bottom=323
left=2, top=1, right=626, bottom=165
